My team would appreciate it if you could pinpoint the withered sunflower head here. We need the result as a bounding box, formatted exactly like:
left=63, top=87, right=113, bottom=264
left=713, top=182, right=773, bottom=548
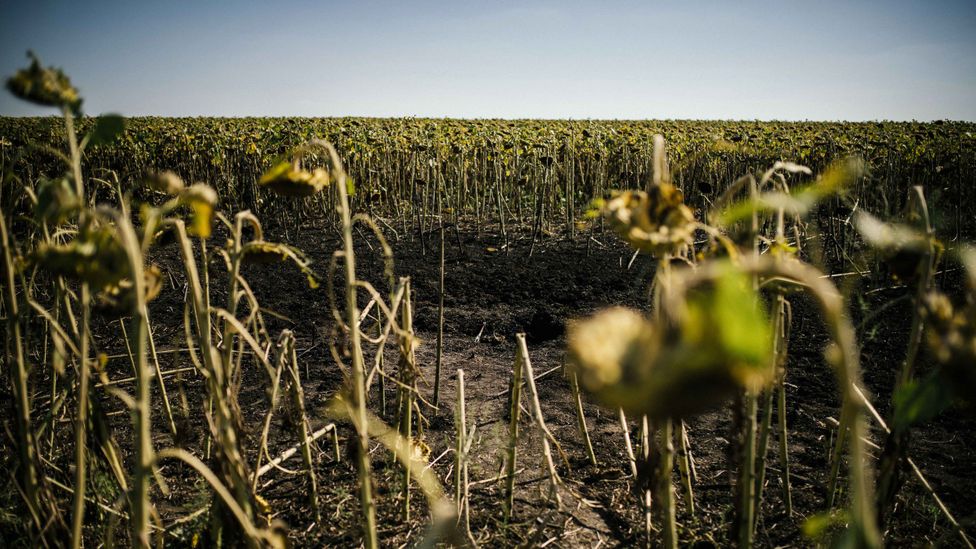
left=241, top=240, right=293, bottom=264
left=604, top=185, right=695, bottom=256
left=567, top=307, right=659, bottom=412
left=35, top=176, right=80, bottom=224
left=146, top=171, right=186, bottom=196
left=6, top=52, right=82, bottom=113
left=96, top=264, right=163, bottom=312
left=241, top=240, right=320, bottom=288
left=259, top=160, right=330, bottom=197
left=34, top=222, right=129, bottom=290
left=921, top=291, right=976, bottom=393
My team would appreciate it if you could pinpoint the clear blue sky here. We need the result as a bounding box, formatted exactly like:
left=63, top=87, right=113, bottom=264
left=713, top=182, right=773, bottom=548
left=1, top=0, right=975, bottom=120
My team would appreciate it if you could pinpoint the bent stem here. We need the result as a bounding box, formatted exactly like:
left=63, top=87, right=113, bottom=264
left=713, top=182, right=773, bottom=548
left=0, top=208, right=47, bottom=533
left=319, top=140, right=379, bottom=548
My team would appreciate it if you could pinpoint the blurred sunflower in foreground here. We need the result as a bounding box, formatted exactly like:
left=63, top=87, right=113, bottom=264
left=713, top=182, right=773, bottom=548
left=567, top=264, right=774, bottom=419
left=5, top=51, right=82, bottom=113
left=921, top=248, right=976, bottom=403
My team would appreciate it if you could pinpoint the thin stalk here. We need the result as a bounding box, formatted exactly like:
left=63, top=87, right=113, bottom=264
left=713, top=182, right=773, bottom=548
left=641, top=416, right=652, bottom=548
left=70, top=283, right=91, bottom=549
left=116, top=214, right=153, bottom=548
left=434, top=190, right=445, bottom=408
left=400, top=278, right=414, bottom=521
left=455, top=369, right=471, bottom=536
left=676, top=421, right=695, bottom=517
left=286, top=334, right=320, bottom=523
left=753, top=293, right=786, bottom=531
left=658, top=419, right=677, bottom=549
left=895, top=186, right=935, bottom=390
left=777, top=384, right=793, bottom=515
left=517, top=334, right=563, bottom=509
left=0, top=209, right=45, bottom=531
left=738, top=395, right=757, bottom=548
left=147, top=317, right=178, bottom=439
left=503, top=337, right=524, bottom=522
left=619, top=409, right=639, bottom=479
left=335, top=146, right=379, bottom=548
left=752, top=387, right=774, bottom=531
left=569, top=372, right=597, bottom=466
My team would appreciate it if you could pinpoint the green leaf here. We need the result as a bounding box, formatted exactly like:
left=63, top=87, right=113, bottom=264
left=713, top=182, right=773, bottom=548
left=88, top=114, right=125, bottom=146
left=712, top=267, right=772, bottom=367
left=801, top=509, right=849, bottom=543
left=892, top=374, right=950, bottom=433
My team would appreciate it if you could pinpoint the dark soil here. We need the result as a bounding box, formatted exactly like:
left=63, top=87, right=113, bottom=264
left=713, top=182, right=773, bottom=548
left=6, top=217, right=976, bottom=548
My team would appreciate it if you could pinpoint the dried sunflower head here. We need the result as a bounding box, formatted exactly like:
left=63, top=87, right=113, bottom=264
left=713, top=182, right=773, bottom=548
left=604, top=185, right=695, bottom=256
left=96, top=264, right=163, bottom=312
left=146, top=171, right=186, bottom=196
left=241, top=240, right=293, bottom=264
left=35, top=176, right=80, bottom=224
left=241, top=240, right=320, bottom=288
left=151, top=224, right=177, bottom=247
left=6, top=52, right=82, bottom=113
left=259, top=160, right=330, bottom=197
left=567, top=265, right=774, bottom=419
left=34, top=222, right=129, bottom=290
left=921, top=290, right=976, bottom=400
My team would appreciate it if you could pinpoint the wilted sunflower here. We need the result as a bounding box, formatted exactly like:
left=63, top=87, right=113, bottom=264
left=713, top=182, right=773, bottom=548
left=241, top=240, right=294, bottom=264
left=146, top=171, right=186, bottom=196
left=96, top=264, right=163, bottom=311
left=921, top=272, right=976, bottom=404
left=241, top=240, right=320, bottom=288
left=6, top=52, right=82, bottom=112
left=34, top=223, right=129, bottom=290
left=567, top=266, right=774, bottom=419
left=34, top=176, right=80, bottom=224
left=603, top=184, right=695, bottom=256
left=259, top=160, right=330, bottom=197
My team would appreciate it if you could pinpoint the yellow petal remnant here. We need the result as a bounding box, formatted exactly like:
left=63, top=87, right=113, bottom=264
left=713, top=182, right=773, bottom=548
left=259, top=160, right=330, bottom=197
left=604, top=185, right=695, bottom=256
left=179, top=183, right=217, bottom=238
left=5, top=52, right=82, bottom=112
